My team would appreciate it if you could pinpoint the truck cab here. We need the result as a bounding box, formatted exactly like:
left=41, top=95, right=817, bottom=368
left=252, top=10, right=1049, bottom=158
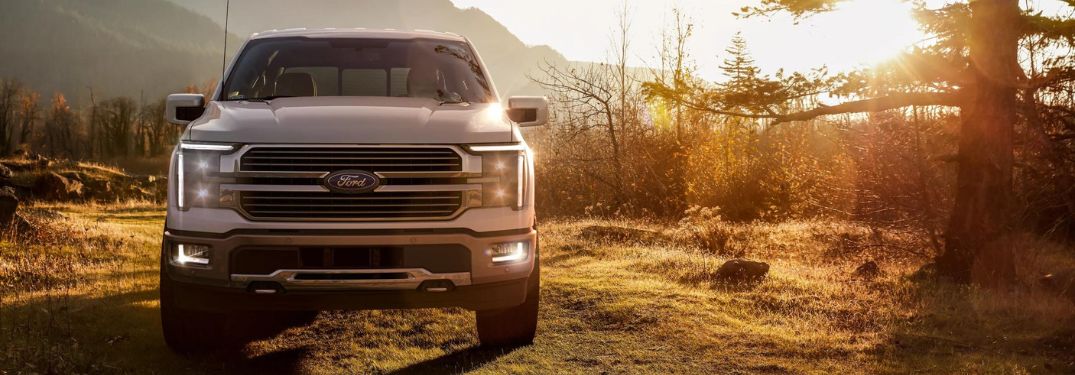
left=159, top=29, right=546, bottom=352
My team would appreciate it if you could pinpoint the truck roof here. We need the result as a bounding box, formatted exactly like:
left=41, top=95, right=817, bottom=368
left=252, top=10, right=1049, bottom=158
left=250, top=28, right=466, bottom=42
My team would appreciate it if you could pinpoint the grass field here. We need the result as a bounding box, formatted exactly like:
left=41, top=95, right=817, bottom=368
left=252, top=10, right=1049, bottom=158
left=1, top=203, right=1074, bottom=374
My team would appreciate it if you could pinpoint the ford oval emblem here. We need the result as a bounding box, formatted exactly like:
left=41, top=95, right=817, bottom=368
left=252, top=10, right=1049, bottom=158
left=324, top=170, right=380, bottom=194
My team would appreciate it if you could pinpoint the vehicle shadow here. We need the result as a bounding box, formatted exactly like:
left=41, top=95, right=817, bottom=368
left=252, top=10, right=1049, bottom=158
left=2, top=285, right=314, bottom=374
left=387, top=345, right=520, bottom=375
left=5, top=281, right=525, bottom=374
left=206, top=346, right=313, bottom=375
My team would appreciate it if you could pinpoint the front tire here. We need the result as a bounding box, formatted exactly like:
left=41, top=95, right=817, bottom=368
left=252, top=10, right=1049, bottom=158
left=476, top=257, right=540, bottom=347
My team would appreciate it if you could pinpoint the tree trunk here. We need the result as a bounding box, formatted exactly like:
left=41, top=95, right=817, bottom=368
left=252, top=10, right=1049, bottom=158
left=937, top=0, right=1021, bottom=285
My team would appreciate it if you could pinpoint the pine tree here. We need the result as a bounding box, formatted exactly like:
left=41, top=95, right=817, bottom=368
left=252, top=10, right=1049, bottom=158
left=720, top=33, right=758, bottom=87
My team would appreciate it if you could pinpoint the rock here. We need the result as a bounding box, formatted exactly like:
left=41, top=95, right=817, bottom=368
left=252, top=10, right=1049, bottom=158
left=61, top=171, right=85, bottom=182
left=1041, top=269, right=1075, bottom=304
left=0, top=186, right=18, bottom=226
left=0, top=163, right=12, bottom=186
left=31, top=172, right=84, bottom=201
left=853, top=260, right=882, bottom=280
left=140, top=175, right=167, bottom=200
left=81, top=176, right=113, bottom=200
left=128, top=186, right=152, bottom=200
left=28, top=153, right=52, bottom=168
left=10, top=213, right=33, bottom=234
left=1, top=161, right=32, bottom=172
left=713, top=259, right=769, bottom=283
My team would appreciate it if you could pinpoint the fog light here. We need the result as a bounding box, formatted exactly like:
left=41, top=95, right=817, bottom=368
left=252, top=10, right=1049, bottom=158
left=174, top=243, right=211, bottom=266
left=488, top=241, right=528, bottom=264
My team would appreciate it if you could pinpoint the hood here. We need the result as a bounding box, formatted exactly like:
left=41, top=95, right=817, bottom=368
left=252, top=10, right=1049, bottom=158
left=187, top=97, right=514, bottom=144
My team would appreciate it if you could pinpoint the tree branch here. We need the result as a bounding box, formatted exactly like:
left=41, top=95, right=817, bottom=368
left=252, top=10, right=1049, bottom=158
left=1024, top=67, right=1075, bottom=90
left=772, top=92, right=962, bottom=124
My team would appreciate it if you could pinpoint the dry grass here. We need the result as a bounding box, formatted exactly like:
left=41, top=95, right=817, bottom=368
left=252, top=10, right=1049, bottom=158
left=1, top=204, right=1073, bottom=374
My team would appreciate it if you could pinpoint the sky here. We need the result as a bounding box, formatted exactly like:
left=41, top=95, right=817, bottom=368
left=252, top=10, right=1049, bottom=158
left=449, top=0, right=1074, bottom=81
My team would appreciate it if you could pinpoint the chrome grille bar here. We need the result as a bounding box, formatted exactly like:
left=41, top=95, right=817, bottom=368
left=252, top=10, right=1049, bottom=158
left=225, top=145, right=480, bottom=221
left=232, top=269, right=472, bottom=290
left=239, top=146, right=464, bottom=173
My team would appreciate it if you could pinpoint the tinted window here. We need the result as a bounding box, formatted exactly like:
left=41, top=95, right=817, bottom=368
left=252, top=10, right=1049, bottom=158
left=222, top=37, right=494, bottom=103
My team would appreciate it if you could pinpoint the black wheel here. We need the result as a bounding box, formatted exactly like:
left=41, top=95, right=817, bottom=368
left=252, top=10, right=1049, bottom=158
left=476, top=255, right=540, bottom=347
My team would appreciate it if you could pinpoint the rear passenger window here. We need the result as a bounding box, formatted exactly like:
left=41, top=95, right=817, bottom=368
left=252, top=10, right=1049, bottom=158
left=283, top=67, right=338, bottom=96
left=342, top=69, right=387, bottom=96
left=390, top=68, right=410, bottom=97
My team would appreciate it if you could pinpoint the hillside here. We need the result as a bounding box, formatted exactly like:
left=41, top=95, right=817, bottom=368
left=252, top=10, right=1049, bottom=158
left=0, top=0, right=238, bottom=105
left=168, top=0, right=568, bottom=96
left=0, top=0, right=567, bottom=105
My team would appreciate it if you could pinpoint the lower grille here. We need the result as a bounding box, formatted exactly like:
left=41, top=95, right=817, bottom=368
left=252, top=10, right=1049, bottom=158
left=231, top=246, right=471, bottom=275
left=239, top=191, right=464, bottom=220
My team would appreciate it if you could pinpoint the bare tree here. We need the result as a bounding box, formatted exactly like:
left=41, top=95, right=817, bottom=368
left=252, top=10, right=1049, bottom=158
left=17, top=91, right=39, bottom=150
left=533, top=5, right=640, bottom=204
left=92, top=97, right=137, bottom=158
left=43, top=93, right=79, bottom=158
left=0, top=80, right=23, bottom=155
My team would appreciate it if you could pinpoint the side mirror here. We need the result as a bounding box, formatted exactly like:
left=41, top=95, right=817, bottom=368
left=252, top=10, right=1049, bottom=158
left=166, top=94, right=206, bottom=125
left=506, top=96, right=548, bottom=127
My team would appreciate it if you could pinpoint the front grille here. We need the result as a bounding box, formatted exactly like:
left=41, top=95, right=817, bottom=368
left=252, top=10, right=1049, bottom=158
left=239, top=191, right=464, bottom=220
left=232, top=146, right=473, bottom=221
left=240, top=147, right=463, bottom=172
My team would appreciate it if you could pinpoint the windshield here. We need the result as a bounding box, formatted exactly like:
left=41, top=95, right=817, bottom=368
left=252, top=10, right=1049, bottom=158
left=221, top=37, right=494, bottom=103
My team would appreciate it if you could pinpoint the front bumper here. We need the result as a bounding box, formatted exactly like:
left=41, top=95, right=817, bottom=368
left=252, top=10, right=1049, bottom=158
left=162, top=228, right=536, bottom=311
left=167, top=276, right=530, bottom=312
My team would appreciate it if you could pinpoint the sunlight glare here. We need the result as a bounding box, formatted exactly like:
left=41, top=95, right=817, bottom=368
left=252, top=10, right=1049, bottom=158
left=824, top=0, right=924, bottom=66
left=485, top=102, right=506, bottom=122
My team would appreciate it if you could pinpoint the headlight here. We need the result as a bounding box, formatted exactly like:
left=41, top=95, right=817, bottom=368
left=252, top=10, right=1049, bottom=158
left=172, top=243, right=211, bottom=267
left=487, top=241, right=529, bottom=264
left=175, top=142, right=238, bottom=210
left=469, top=144, right=529, bottom=209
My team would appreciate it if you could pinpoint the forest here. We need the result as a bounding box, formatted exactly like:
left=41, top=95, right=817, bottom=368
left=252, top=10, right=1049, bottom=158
left=532, top=1, right=1075, bottom=285
left=0, top=80, right=209, bottom=168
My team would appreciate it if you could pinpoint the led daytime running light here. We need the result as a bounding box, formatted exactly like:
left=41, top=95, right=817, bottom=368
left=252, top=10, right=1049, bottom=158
left=180, top=143, right=235, bottom=151
left=469, top=144, right=527, bottom=152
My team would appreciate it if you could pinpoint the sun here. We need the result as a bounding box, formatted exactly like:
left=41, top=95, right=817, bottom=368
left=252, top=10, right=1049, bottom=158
left=823, top=0, right=926, bottom=66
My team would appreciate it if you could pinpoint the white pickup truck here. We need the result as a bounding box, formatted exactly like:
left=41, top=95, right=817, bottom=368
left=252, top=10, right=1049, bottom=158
left=160, top=28, right=546, bottom=353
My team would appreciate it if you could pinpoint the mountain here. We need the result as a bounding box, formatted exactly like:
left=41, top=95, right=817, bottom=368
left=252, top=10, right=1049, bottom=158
left=168, top=0, right=568, bottom=97
left=0, top=0, right=238, bottom=105
left=0, top=0, right=568, bottom=106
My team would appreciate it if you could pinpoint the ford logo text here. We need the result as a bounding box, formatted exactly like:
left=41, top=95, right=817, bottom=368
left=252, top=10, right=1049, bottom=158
left=324, top=170, right=380, bottom=194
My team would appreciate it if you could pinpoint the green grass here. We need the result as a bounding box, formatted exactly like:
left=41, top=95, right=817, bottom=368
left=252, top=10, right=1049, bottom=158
left=1, top=204, right=1073, bottom=374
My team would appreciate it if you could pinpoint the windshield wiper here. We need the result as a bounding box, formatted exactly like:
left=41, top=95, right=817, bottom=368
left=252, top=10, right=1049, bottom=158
left=228, top=95, right=295, bottom=102
left=435, top=91, right=469, bottom=106
left=438, top=98, right=470, bottom=106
